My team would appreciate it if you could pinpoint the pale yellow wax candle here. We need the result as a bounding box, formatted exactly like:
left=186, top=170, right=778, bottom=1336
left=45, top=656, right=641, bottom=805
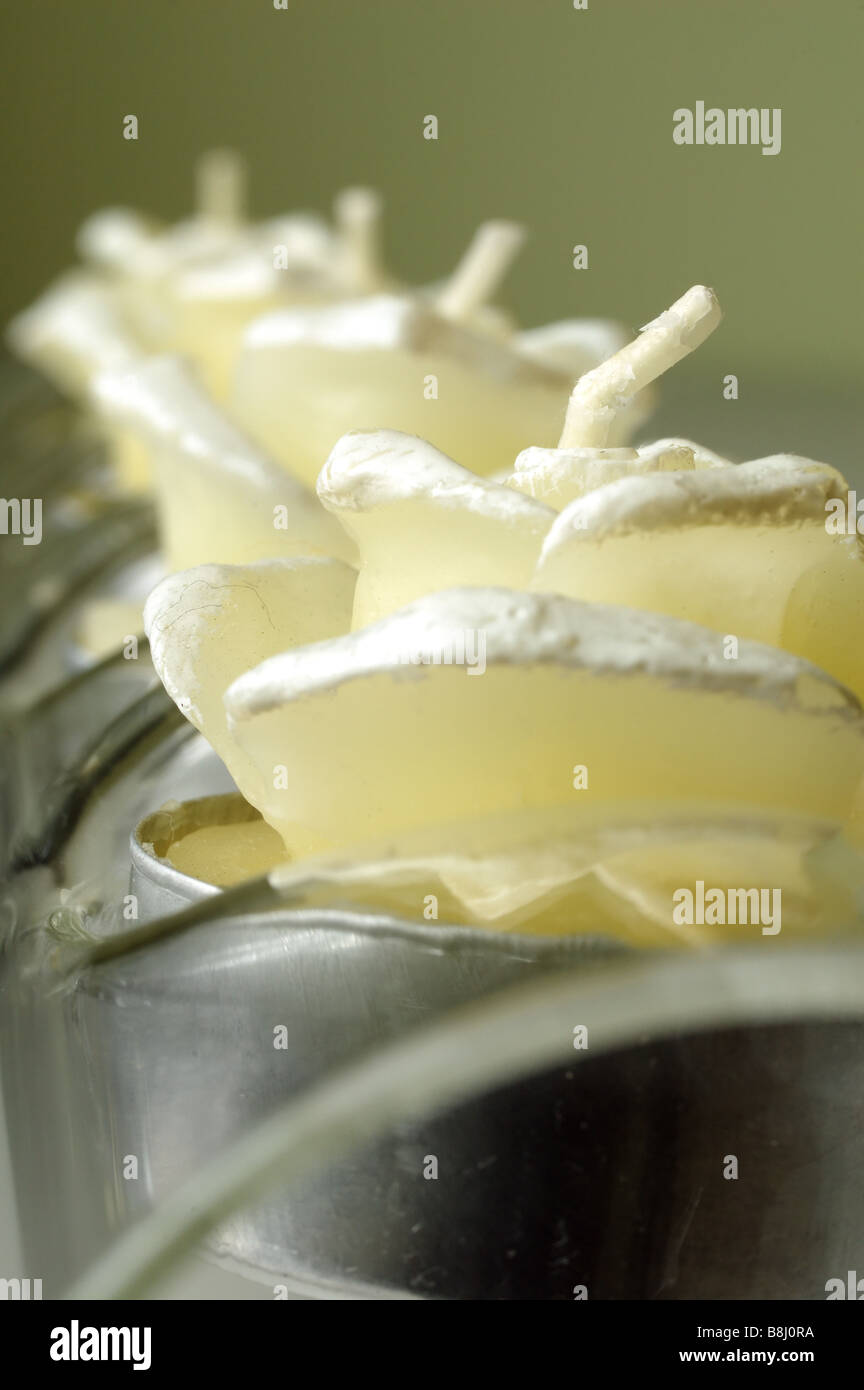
left=229, top=221, right=648, bottom=487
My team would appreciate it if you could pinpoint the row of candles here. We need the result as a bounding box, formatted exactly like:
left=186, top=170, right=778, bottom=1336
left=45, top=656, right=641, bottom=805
left=7, top=150, right=864, bottom=943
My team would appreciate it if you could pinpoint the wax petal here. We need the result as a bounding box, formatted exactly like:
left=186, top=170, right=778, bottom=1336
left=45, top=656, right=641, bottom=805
left=224, top=588, right=864, bottom=858
left=781, top=535, right=864, bottom=702
left=6, top=275, right=140, bottom=397
left=93, top=356, right=356, bottom=569
left=317, top=430, right=555, bottom=627
left=145, top=556, right=356, bottom=806
left=534, top=455, right=850, bottom=655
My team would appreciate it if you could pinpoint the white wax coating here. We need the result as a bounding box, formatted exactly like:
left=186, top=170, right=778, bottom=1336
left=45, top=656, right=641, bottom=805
left=539, top=455, right=848, bottom=554
left=225, top=586, right=857, bottom=715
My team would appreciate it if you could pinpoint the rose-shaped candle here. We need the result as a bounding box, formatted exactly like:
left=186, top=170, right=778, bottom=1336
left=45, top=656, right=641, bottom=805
left=229, top=255, right=647, bottom=487
left=143, top=565, right=864, bottom=943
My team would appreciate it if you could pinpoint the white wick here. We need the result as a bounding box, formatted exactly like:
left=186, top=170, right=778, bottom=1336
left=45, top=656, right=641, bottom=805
left=195, top=148, right=247, bottom=226
left=558, top=285, right=723, bottom=449
left=436, top=220, right=526, bottom=321
left=334, top=186, right=383, bottom=292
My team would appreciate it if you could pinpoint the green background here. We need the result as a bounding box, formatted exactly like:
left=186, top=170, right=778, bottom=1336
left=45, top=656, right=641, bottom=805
left=1, top=0, right=861, bottom=468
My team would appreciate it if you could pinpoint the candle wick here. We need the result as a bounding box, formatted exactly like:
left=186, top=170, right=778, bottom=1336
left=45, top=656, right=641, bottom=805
left=436, top=221, right=526, bottom=321
left=334, top=187, right=383, bottom=293
left=195, top=149, right=247, bottom=227
left=558, top=285, right=723, bottom=450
